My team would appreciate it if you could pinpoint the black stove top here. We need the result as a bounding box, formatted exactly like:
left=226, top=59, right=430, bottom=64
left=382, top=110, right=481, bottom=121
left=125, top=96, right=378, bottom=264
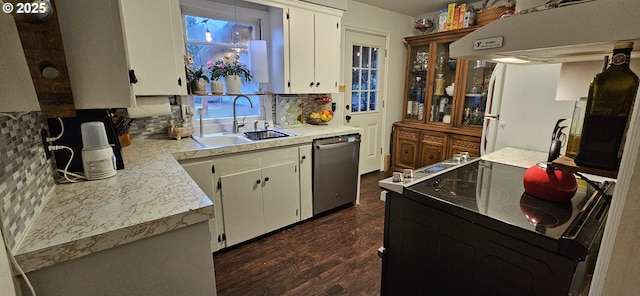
left=406, top=160, right=605, bottom=242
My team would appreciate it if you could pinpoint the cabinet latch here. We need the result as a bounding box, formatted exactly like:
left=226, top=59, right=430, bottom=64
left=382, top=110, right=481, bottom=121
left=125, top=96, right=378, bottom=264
left=217, top=179, right=221, bottom=190
left=211, top=164, right=215, bottom=174
left=128, top=69, right=138, bottom=84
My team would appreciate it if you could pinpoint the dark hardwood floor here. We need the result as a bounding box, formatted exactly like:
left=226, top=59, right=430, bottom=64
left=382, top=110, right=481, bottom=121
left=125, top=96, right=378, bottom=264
left=213, top=171, right=392, bottom=296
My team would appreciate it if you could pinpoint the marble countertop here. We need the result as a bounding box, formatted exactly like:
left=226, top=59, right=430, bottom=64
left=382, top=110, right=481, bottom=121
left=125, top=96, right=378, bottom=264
left=14, top=123, right=361, bottom=273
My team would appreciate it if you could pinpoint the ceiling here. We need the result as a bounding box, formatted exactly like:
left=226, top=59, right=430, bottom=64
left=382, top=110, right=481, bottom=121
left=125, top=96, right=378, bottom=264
left=353, top=0, right=457, bottom=17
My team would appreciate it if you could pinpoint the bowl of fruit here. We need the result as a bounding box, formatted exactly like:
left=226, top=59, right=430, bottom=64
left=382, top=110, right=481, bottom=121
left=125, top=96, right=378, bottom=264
left=308, top=109, right=334, bottom=125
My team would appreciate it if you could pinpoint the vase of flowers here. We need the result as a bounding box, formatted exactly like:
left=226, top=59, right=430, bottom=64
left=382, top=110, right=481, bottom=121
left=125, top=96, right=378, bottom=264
left=186, top=65, right=210, bottom=95
left=210, top=55, right=252, bottom=94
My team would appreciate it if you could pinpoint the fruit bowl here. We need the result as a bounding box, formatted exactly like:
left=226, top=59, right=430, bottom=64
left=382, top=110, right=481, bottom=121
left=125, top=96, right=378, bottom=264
left=314, top=96, right=332, bottom=105
left=309, top=110, right=334, bottom=125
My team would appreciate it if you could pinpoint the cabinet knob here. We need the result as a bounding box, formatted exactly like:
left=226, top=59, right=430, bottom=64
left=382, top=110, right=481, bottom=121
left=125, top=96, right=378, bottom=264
left=302, top=155, right=306, bottom=160
left=256, top=179, right=261, bottom=184
left=429, top=155, right=434, bottom=159
left=264, top=177, right=270, bottom=182
left=316, top=82, right=320, bottom=87
left=178, top=77, right=182, bottom=86
left=309, top=82, right=314, bottom=87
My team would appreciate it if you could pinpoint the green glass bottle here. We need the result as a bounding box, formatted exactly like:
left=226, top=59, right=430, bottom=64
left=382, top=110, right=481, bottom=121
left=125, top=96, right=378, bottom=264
left=574, top=41, right=640, bottom=171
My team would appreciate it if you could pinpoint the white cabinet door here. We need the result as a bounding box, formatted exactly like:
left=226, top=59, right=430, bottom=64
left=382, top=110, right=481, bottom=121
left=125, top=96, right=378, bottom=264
left=220, top=168, right=264, bottom=247
left=120, top=0, right=186, bottom=96
left=298, top=145, right=313, bottom=220
left=313, top=13, right=340, bottom=94
left=271, top=7, right=342, bottom=94
left=56, top=0, right=133, bottom=109
left=180, top=159, right=222, bottom=252
left=262, top=162, right=300, bottom=233
left=288, top=8, right=316, bottom=94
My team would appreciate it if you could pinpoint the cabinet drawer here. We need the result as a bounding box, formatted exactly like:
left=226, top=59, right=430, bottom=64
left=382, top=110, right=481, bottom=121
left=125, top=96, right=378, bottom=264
left=397, top=128, right=420, bottom=141
left=448, top=135, right=480, bottom=157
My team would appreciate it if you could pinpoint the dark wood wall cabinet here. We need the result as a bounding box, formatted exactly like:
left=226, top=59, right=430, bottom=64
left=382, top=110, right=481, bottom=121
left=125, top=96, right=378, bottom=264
left=391, top=27, right=495, bottom=171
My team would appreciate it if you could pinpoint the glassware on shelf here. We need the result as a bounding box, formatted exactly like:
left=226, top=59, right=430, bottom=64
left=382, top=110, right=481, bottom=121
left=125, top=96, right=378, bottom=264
left=434, top=74, right=446, bottom=96
left=414, top=19, right=434, bottom=34
left=407, top=77, right=425, bottom=120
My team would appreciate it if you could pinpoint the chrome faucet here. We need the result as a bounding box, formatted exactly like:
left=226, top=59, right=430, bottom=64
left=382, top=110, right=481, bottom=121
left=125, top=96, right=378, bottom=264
left=233, top=95, right=254, bottom=133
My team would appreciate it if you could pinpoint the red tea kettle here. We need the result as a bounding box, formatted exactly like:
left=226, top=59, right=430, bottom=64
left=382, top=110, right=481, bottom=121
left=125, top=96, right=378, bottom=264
left=523, top=119, right=577, bottom=202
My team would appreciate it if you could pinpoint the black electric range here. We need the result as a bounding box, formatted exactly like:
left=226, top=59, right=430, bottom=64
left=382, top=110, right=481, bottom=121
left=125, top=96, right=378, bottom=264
left=381, top=159, right=614, bottom=295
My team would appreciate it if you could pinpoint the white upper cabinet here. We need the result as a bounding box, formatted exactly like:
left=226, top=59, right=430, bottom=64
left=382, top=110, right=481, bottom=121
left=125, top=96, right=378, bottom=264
left=269, top=6, right=341, bottom=94
left=119, top=0, right=187, bottom=96
left=0, top=12, right=39, bottom=112
left=56, top=0, right=186, bottom=109
left=56, top=0, right=133, bottom=109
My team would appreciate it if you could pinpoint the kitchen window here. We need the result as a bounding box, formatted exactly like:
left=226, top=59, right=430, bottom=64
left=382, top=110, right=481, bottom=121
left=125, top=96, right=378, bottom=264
left=184, top=13, right=261, bottom=120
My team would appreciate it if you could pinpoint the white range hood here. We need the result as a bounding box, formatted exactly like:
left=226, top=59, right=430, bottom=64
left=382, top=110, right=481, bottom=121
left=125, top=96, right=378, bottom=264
left=450, top=0, right=640, bottom=64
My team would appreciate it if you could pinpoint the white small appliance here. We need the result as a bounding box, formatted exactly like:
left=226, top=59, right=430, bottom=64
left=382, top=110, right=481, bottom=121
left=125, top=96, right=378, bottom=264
left=80, top=121, right=117, bottom=180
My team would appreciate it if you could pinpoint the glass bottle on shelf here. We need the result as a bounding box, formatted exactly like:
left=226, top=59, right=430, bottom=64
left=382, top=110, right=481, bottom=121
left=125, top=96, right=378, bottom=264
left=407, top=77, right=424, bottom=120
left=575, top=41, right=640, bottom=170
left=430, top=45, right=451, bottom=124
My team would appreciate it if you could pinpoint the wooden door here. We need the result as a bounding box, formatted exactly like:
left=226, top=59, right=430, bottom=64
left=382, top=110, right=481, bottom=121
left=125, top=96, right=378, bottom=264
left=393, top=127, right=420, bottom=170
left=419, top=131, right=447, bottom=167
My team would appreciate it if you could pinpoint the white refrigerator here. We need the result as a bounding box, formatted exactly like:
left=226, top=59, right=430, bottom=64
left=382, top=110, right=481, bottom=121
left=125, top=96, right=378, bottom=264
left=480, top=63, right=576, bottom=156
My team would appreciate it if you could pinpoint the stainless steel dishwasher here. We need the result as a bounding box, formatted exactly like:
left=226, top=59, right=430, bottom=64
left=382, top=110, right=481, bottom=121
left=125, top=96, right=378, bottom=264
left=312, top=134, right=361, bottom=216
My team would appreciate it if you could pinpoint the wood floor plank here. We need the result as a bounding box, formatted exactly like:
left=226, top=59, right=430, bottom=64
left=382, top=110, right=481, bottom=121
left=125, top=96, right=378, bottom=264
left=213, top=171, right=391, bottom=296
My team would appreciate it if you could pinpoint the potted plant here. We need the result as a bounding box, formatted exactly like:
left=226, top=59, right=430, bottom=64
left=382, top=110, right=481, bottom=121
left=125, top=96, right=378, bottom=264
left=210, top=55, right=252, bottom=94
left=186, top=65, right=210, bottom=95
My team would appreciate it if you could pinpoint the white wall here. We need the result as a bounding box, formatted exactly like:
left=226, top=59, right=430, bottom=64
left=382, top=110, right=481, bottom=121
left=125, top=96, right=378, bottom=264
left=342, top=0, right=412, bottom=165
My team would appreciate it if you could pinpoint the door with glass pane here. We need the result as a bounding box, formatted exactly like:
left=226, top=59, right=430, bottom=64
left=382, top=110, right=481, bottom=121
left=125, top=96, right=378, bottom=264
left=345, top=30, right=386, bottom=174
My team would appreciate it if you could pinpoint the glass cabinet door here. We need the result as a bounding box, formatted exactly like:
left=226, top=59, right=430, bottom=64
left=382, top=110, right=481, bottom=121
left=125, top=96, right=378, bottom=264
left=461, top=60, right=495, bottom=127
left=428, top=42, right=456, bottom=124
left=405, top=45, right=429, bottom=120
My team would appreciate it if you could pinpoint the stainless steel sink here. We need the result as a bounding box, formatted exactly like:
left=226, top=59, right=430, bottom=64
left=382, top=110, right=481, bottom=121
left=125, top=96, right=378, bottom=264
left=244, top=129, right=291, bottom=141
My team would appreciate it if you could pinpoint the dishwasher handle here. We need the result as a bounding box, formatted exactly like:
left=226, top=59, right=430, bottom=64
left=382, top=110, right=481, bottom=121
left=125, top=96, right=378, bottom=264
left=315, top=140, right=360, bottom=150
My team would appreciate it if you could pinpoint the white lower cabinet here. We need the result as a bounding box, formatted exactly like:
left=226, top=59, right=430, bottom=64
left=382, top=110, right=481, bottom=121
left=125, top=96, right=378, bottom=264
left=180, top=146, right=303, bottom=250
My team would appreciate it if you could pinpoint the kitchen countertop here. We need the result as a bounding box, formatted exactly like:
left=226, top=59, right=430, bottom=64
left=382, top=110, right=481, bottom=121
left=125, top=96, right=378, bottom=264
left=14, top=123, right=361, bottom=273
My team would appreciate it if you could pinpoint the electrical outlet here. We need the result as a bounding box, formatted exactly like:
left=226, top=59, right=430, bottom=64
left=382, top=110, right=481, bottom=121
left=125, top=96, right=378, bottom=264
left=185, top=54, right=194, bottom=64
left=41, top=129, right=52, bottom=159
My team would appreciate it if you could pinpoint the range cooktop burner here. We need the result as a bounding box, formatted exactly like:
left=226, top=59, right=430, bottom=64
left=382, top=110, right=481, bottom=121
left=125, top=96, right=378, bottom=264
left=407, top=160, right=600, bottom=240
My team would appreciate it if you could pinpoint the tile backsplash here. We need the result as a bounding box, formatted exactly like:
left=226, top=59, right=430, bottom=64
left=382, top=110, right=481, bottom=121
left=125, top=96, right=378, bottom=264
left=0, top=112, right=56, bottom=251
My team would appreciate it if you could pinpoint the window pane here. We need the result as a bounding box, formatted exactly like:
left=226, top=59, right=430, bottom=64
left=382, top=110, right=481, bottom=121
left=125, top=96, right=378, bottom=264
left=362, top=47, right=371, bottom=68
left=369, top=92, right=377, bottom=111
left=360, top=92, right=368, bottom=111
left=361, top=70, right=369, bottom=90
left=195, top=95, right=260, bottom=119
left=371, top=48, right=379, bottom=68
left=352, top=69, right=360, bottom=90
left=352, top=46, right=361, bottom=68
left=351, top=93, right=359, bottom=112
left=370, top=70, right=378, bottom=90
left=185, top=13, right=261, bottom=120
left=185, top=15, right=254, bottom=45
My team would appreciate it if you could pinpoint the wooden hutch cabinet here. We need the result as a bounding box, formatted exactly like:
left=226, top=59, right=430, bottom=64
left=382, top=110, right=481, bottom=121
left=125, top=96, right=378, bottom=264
left=392, top=27, right=495, bottom=171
